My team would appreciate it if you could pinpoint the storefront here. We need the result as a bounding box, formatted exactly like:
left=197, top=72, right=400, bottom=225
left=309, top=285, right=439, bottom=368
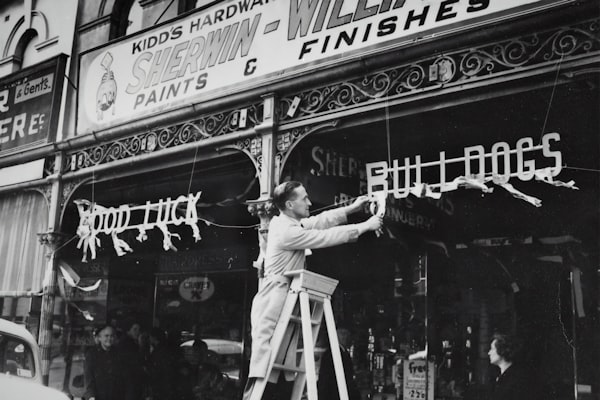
left=0, top=54, right=68, bottom=328
left=44, top=0, right=599, bottom=399
left=279, top=81, right=599, bottom=399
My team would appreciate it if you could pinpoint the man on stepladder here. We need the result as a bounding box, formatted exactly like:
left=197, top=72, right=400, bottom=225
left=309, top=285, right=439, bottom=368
left=243, top=181, right=383, bottom=400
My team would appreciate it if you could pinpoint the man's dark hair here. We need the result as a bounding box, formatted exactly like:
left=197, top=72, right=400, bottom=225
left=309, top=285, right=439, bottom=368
left=492, top=333, right=521, bottom=362
left=272, top=181, right=303, bottom=211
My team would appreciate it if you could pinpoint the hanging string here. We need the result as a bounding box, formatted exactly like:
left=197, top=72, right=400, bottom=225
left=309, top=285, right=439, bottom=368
left=557, top=278, right=576, bottom=350
left=199, top=218, right=260, bottom=229
left=563, top=165, right=600, bottom=173
left=385, top=97, right=392, bottom=167
left=91, top=166, right=96, bottom=205
left=309, top=195, right=362, bottom=215
left=51, top=234, right=79, bottom=256
left=187, top=144, right=199, bottom=195
left=539, top=53, right=564, bottom=144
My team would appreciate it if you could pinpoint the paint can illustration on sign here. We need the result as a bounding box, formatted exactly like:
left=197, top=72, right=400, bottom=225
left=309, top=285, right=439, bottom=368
left=96, top=52, right=117, bottom=120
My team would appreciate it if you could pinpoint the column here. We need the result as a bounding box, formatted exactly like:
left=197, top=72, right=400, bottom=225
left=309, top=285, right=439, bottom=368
left=37, top=152, right=66, bottom=385
left=247, top=94, right=279, bottom=279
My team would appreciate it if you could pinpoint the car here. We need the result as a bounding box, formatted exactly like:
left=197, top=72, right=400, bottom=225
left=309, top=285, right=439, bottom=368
left=0, top=318, right=70, bottom=400
left=180, top=338, right=244, bottom=380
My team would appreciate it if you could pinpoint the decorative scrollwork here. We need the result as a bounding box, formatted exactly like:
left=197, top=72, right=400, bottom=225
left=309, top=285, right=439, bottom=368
left=43, top=158, right=55, bottom=177
left=276, top=121, right=339, bottom=173
left=65, top=103, right=263, bottom=172
left=218, top=136, right=263, bottom=174
left=280, top=18, right=600, bottom=122
left=61, top=180, right=82, bottom=209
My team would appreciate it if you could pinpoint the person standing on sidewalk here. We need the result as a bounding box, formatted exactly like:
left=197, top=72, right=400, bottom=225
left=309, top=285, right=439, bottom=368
left=84, top=325, right=134, bottom=400
left=243, top=181, right=383, bottom=400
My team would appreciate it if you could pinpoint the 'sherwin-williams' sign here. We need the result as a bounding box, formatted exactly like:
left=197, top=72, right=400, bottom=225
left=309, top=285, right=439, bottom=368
left=78, top=0, right=568, bottom=134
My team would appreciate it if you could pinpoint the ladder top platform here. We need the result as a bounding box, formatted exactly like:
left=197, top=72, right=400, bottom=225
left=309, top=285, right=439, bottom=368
left=284, top=270, right=338, bottom=296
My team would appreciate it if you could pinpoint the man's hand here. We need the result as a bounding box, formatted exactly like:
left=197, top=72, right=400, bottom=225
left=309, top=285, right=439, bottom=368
left=365, top=215, right=383, bottom=232
left=345, top=195, right=370, bottom=215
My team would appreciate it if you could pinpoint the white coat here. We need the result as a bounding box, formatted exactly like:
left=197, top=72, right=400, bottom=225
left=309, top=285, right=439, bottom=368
left=248, top=208, right=360, bottom=379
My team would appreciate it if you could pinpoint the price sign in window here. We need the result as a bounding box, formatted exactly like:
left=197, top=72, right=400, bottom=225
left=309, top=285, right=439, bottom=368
left=403, top=360, right=434, bottom=400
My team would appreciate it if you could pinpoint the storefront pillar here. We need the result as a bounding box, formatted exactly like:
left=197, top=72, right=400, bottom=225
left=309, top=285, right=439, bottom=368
left=247, top=94, right=279, bottom=279
left=37, top=152, right=66, bottom=385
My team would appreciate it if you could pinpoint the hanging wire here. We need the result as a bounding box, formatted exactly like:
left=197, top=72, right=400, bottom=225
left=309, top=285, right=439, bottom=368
left=187, top=144, right=199, bottom=195
left=199, top=218, right=260, bottom=229
left=385, top=97, right=392, bottom=167
left=557, top=278, right=576, bottom=350
left=539, top=53, right=564, bottom=144
left=51, top=235, right=79, bottom=256
left=563, top=165, right=600, bottom=173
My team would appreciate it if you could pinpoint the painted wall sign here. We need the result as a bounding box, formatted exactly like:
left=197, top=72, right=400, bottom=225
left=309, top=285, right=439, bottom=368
left=77, top=0, right=568, bottom=134
left=74, top=192, right=204, bottom=261
left=179, top=276, right=215, bottom=302
left=366, top=133, right=578, bottom=207
left=0, top=55, right=67, bottom=155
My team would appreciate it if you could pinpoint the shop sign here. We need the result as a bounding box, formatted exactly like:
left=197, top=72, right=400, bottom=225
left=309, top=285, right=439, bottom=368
left=179, top=276, right=215, bottom=302
left=366, top=133, right=578, bottom=207
left=74, top=192, right=203, bottom=261
left=158, top=247, right=246, bottom=273
left=0, top=55, right=67, bottom=155
left=77, top=0, right=565, bottom=134
left=403, top=360, right=434, bottom=400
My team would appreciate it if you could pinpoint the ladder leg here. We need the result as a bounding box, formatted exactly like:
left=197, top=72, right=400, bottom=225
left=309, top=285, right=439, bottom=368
left=299, top=291, right=318, bottom=400
left=324, top=297, right=350, bottom=400
left=290, top=298, right=325, bottom=400
left=249, top=292, right=299, bottom=400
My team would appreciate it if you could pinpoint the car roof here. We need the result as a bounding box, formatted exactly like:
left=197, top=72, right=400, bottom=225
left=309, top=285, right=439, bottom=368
left=0, top=318, right=37, bottom=346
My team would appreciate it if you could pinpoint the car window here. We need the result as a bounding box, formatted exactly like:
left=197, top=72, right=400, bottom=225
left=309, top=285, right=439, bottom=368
left=0, top=334, right=36, bottom=379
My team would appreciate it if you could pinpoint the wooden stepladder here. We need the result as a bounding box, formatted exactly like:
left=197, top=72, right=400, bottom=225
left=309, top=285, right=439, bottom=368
left=248, top=270, right=350, bottom=400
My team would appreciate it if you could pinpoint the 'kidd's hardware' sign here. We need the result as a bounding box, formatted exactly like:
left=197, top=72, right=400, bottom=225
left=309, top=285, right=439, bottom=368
left=78, top=0, right=569, bottom=134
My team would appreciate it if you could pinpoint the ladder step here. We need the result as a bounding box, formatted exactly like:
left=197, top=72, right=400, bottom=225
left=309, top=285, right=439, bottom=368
left=273, top=363, right=305, bottom=374
left=289, top=315, right=320, bottom=325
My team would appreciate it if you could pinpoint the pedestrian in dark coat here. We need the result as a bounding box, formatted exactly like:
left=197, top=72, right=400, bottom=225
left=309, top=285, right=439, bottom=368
left=318, top=327, right=361, bottom=400
left=488, top=333, right=536, bottom=400
left=84, top=325, right=134, bottom=400
left=146, top=327, right=178, bottom=400
left=118, top=322, right=145, bottom=400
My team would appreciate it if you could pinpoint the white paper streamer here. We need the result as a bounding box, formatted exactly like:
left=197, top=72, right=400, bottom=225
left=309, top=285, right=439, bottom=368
left=369, top=191, right=387, bottom=237
left=497, top=182, right=542, bottom=207
left=445, top=176, right=494, bottom=193
left=410, top=183, right=442, bottom=199
left=535, top=168, right=579, bottom=189
left=59, top=264, right=102, bottom=292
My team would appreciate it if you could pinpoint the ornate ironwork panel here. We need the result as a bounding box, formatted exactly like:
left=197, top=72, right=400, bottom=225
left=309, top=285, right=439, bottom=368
left=279, top=19, right=600, bottom=122
left=65, top=102, right=263, bottom=172
left=43, top=157, right=55, bottom=177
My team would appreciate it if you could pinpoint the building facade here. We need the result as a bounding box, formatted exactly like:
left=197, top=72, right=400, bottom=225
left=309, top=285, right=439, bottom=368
left=0, top=0, right=598, bottom=399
